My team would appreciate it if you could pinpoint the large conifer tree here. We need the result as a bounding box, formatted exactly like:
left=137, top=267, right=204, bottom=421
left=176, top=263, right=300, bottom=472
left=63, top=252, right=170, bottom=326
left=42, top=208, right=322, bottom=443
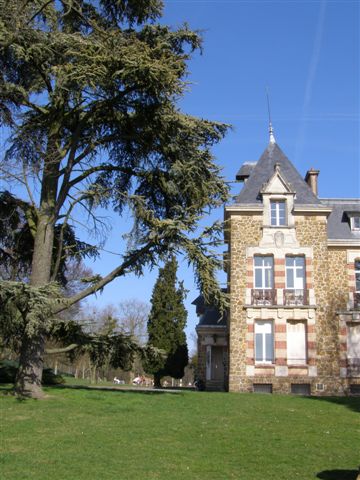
left=146, top=257, right=188, bottom=387
left=0, top=0, right=228, bottom=398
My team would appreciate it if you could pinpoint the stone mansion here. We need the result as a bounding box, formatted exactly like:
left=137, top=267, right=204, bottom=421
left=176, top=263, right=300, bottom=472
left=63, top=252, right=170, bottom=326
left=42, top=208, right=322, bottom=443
left=195, top=130, right=360, bottom=395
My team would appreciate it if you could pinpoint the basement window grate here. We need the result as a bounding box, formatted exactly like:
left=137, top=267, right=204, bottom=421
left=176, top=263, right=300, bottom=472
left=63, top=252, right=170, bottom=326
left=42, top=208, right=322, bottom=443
left=349, top=384, right=360, bottom=395
left=253, top=383, right=273, bottom=394
left=291, top=383, right=311, bottom=396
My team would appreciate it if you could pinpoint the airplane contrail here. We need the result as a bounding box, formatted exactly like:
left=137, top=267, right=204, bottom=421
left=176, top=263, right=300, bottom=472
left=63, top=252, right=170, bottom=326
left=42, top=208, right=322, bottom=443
left=295, top=0, right=327, bottom=164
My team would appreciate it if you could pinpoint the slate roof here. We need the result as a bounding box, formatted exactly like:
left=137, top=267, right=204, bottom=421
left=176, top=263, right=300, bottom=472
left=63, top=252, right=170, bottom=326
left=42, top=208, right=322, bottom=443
left=236, top=162, right=256, bottom=181
left=192, top=295, right=227, bottom=327
left=320, top=198, right=360, bottom=240
left=234, top=143, right=321, bottom=206
left=198, top=307, right=227, bottom=327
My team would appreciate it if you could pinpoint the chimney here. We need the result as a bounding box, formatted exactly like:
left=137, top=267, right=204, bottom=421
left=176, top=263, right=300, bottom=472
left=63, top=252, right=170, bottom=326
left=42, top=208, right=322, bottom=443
left=305, top=168, right=320, bottom=196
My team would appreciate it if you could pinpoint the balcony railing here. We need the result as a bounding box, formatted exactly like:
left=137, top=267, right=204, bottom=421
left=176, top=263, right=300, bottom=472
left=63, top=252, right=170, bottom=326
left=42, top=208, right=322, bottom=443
left=354, top=292, right=360, bottom=310
left=283, top=289, right=309, bottom=306
left=251, top=289, right=277, bottom=306
left=347, top=359, right=360, bottom=377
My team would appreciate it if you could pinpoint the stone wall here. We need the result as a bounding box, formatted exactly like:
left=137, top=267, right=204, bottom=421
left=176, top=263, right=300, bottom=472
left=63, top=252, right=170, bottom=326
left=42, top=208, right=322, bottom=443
left=228, top=214, right=262, bottom=391
left=197, top=202, right=360, bottom=395
left=295, top=215, right=337, bottom=386
left=197, top=339, right=206, bottom=382
left=227, top=211, right=356, bottom=395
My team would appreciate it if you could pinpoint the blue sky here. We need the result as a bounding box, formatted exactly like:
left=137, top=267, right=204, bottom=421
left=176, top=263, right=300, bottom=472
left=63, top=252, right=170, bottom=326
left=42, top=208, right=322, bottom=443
left=59, top=1, right=360, bottom=350
left=86, top=0, right=359, bottom=350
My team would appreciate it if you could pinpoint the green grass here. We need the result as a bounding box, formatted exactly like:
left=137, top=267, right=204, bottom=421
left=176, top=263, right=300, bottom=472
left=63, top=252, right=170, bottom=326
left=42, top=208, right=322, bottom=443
left=0, top=385, right=359, bottom=480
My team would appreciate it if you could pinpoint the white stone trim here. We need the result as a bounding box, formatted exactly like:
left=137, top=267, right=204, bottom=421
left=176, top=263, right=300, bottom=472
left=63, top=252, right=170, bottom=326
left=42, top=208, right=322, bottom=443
left=225, top=205, right=263, bottom=214
left=308, top=366, right=318, bottom=377
left=275, top=366, right=288, bottom=377
left=245, top=306, right=316, bottom=321
left=246, top=246, right=313, bottom=258
left=246, top=365, right=255, bottom=377
left=340, top=368, right=347, bottom=378
left=200, top=334, right=227, bottom=346
left=347, top=250, right=360, bottom=263
left=259, top=227, right=299, bottom=248
left=293, top=205, right=332, bottom=214
left=329, top=240, right=360, bottom=247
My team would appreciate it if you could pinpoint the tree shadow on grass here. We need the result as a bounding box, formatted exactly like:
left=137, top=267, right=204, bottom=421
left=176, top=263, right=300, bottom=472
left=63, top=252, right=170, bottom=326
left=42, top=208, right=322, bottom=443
left=53, top=384, right=185, bottom=395
left=317, top=469, right=359, bottom=480
left=0, top=384, right=14, bottom=395
left=305, top=395, right=360, bottom=414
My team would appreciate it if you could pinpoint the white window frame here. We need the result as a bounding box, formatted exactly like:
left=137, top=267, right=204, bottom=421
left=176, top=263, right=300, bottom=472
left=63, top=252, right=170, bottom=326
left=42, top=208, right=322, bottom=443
left=347, top=323, right=360, bottom=359
left=355, top=260, right=360, bottom=293
left=350, top=216, right=360, bottom=231
left=254, top=256, right=274, bottom=289
left=255, top=320, right=274, bottom=364
left=270, top=200, right=286, bottom=226
left=285, top=256, right=306, bottom=290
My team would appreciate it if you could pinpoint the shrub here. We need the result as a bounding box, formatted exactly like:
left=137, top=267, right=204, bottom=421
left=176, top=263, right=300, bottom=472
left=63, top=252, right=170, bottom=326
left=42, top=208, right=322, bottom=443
left=42, top=368, right=65, bottom=385
left=0, top=360, right=18, bottom=383
left=0, top=360, right=64, bottom=385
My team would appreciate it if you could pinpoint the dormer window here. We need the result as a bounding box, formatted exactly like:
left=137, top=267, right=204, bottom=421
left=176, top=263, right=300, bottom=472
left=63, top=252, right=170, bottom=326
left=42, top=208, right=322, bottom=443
left=351, top=216, right=360, bottom=231
left=270, top=200, right=286, bottom=226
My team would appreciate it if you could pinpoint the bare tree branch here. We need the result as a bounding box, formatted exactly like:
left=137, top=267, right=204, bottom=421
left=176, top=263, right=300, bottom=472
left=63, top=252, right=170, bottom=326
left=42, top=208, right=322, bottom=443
left=45, top=343, right=79, bottom=355
left=53, top=241, right=155, bottom=314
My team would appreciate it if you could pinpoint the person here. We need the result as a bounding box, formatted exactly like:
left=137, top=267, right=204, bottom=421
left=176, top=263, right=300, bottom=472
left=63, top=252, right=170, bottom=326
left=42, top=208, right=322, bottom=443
left=132, top=376, right=141, bottom=385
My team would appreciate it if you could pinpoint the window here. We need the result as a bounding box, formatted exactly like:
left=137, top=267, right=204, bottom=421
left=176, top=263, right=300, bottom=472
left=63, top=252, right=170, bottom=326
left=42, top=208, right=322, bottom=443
left=287, top=320, right=307, bottom=365
left=286, top=256, right=305, bottom=289
left=255, top=320, right=274, bottom=363
left=349, top=384, right=360, bottom=395
left=254, top=256, right=274, bottom=289
left=270, top=200, right=286, bottom=226
left=351, top=216, right=360, bottom=231
left=253, top=384, right=272, bottom=394
left=347, top=323, right=360, bottom=359
left=285, top=257, right=306, bottom=305
left=355, top=260, right=360, bottom=293
left=355, top=261, right=360, bottom=309
left=291, top=384, right=311, bottom=396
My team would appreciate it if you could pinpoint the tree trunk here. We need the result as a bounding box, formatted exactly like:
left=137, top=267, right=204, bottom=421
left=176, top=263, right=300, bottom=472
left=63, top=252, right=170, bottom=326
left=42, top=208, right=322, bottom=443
left=14, top=216, right=56, bottom=398
left=154, top=373, right=162, bottom=388
left=14, top=138, right=60, bottom=398
left=91, top=366, right=97, bottom=384
left=30, top=215, right=55, bottom=285
left=15, top=334, right=45, bottom=399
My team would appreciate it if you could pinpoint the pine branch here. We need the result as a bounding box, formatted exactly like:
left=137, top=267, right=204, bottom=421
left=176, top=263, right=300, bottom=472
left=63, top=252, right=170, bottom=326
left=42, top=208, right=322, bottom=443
left=53, top=241, right=155, bottom=314
left=26, top=0, right=53, bottom=25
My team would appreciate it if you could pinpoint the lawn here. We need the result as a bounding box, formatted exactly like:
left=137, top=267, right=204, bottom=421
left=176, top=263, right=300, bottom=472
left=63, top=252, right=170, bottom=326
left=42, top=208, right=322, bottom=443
left=0, top=385, right=359, bottom=480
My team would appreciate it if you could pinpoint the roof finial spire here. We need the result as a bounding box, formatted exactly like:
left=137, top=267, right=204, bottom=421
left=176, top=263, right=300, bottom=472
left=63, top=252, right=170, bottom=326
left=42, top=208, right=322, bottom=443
left=266, top=87, right=276, bottom=144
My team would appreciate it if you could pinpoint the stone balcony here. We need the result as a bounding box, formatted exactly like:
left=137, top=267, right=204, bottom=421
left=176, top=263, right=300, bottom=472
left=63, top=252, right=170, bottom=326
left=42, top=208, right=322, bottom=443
left=283, top=289, right=309, bottom=306
left=343, top=359, right=360, bottom=378
left=251, top=289, right=277, bottom=306
left=250, top=288, right=310, bottom=307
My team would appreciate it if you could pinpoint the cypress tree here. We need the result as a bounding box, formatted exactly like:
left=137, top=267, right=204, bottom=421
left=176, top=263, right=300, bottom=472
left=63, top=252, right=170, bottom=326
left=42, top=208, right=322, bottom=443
left=146, top=257, right=188, bottom=387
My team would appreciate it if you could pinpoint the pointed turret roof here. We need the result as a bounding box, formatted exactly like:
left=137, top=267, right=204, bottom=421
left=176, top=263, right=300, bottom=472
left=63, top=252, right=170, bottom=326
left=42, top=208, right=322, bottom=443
left=234, top=142, right=322, bottom=206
